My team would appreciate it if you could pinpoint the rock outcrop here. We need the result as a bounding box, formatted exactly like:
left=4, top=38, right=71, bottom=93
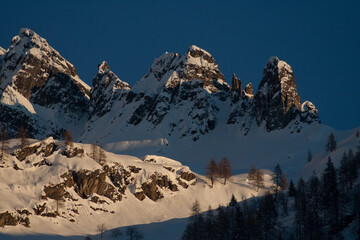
left=255, top=57, right=302, bottom=131
left=231, top=73, right=242, bottom=96
left=89, top=61, right=130, bottom=118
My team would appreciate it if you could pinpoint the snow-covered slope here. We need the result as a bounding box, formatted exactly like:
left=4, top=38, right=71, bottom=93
left=0, top=138, right=274, bottom=237
left=1, top=127, right=359, bottom=239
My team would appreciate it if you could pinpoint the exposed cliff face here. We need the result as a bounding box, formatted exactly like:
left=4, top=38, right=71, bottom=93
left=0, top=28, right=89, bottom=98
left=0, top=28, right=90, bottom=138
left=254, top=57, right=302, bottom=131
left=89, top=61, right=130, bottom=118
left=231, top=73, right=243, bottom=96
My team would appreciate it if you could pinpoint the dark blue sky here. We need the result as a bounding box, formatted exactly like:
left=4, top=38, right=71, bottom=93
left=0, top=1, right=359, bottom=130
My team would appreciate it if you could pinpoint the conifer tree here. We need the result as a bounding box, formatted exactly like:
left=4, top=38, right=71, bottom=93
left=348, top=149, right=357, bottom=189
left=307, top=149, right=312, bottom=162
left=271, top=164, right=285, bottom=200
left=229, top=194, right=237, bottom=207
left=306, top=174, right=323, bottom=239
left=259, top=192, right=279, bottom=240
left=204, top=206, right=215, bottom=240
left=338, top=151, right=350, bottom=191
left=325, top=132, right=337, bottom=152
left=295, top=178, right=307, bottom=240
left=288, top=179, right=296, bottom=197
left=321, top=157, right=339, bottom=227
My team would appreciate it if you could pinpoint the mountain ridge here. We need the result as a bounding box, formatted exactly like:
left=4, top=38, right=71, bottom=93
left=0, top=28, right=319, bottom=145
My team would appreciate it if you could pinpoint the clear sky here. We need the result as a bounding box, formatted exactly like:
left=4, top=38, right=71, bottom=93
left=0, top=1, right=359, bottom=130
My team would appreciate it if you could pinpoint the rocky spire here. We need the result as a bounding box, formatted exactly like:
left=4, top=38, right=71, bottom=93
left=0, top=46, right=6, bottom=55
left=98, top=61, right=110, bottom=73
left=245, top=83, right=253, bottom=97
left=231, top=73, right=243, bottom=96
left=301, top=101, right=320, bottom=124
left=90, top=61, right=130, bottom=117
left=254, top=56, right=301, bottom=131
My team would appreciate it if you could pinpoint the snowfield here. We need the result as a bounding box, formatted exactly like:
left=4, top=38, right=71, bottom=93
left=0, top=138, right=278, bottom=239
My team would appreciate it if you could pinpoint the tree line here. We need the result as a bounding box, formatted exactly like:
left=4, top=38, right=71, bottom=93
left=183, top=146, right=360, bottom=239
left=206, top=157, right=232, bottom=186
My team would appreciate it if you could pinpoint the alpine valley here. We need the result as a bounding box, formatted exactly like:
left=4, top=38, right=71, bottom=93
left=0, top=29, right=359, bottom=239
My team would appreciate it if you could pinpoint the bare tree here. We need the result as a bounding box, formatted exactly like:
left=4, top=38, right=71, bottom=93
left=98, top=146, right=106, bottom=165
left=219, top=157, right=232, bottom=185
left=90, top=144, right=99, bottom=161
left=18, top=126, right=29, bottom=150
left=248, top=165, right=257, bottom=180
left=126, top=226, right=144, bottom=240
left=62, top=130, right=73, bottom=147
left=97, top=223, right=107, bottom=239
left=206, top=158, right=218, bottom=187
left=0, top=127, right=9, bottom=163
left=55, top=198, right=65, bottom=212
left=254, top=169, right=264, bottom=192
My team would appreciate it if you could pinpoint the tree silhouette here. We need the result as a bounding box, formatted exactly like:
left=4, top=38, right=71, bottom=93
left=205, top=158, right=218, bottom=187
left=97, top=223, right=107, bottom=239
left=0, top=127, right=9, bottom=163
left=254, top=169, right=264, bottom=192
left=248, top=165, right=257, bottom=180
left=325, top=132, right=337, bottom=152
left=219, top=157, right=232, bottom=184
left=18, top=126, right=29, bottom=150
left=62, top=130, right=73, bottom=147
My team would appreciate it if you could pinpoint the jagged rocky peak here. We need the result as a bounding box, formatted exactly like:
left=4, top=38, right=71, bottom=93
left=255, top=56, right=302, bottom=131
left=98, top=60, right=110, bottom=73
left=231, top=73, right=242, bottom=95
left=89, top=61, right=130, bottom=117
left=134, top=45, right=229, bottom=96
left=182, top=45, right=228, bottom=93
left=301, top=101, right=320, bottom=124
left=0, top=46, right=6, bottom=55
left=245, top=83, right=254, bottom=97
left=0, top=28, right=90, bottom=98
left=93, top=61, right=130, bottom=92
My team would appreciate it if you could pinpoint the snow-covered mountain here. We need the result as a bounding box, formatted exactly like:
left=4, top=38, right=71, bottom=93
left=0, top=28, right=90, bottom=139
left=0, top=28, right=318, bottom=145
left=0, top=28, right=359, bottom=239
